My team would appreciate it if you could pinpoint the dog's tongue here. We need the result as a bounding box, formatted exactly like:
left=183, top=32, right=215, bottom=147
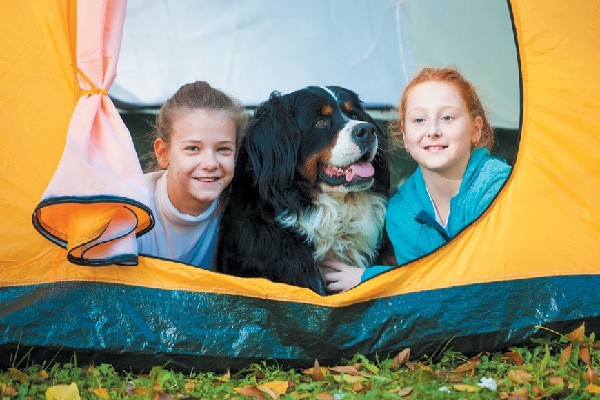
left=347, top=161, right=374, bottom=179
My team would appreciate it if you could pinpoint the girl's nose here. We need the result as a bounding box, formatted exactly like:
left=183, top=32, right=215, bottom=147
left=200, top=151, right=219, bottom=170
left=426, top=121, right=441, bottom=137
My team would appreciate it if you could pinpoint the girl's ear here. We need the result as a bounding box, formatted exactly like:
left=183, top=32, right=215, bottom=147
left=471, top=116, right=483, bottom=145
left=154, top=138, right=169, bottom=169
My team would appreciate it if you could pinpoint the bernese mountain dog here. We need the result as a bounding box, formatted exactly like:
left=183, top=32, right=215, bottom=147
left=215, top=86, right=395, bottom=295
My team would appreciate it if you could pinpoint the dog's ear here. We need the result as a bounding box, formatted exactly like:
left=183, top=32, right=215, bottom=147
left=245, top=92, right=303, bottom=212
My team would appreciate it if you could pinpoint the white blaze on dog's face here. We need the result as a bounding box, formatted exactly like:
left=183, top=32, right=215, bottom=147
left=294, top=86, right=380, bottom=195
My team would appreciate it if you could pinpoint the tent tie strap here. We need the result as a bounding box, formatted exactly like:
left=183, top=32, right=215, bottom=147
left=77, top=68, right=108, bottom=97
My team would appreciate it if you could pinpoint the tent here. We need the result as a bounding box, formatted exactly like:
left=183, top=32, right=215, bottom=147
left=0, top=0, right=599, bottom=371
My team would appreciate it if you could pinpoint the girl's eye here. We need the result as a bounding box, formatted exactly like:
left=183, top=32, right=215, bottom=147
left=442, top=115, right=453, bottom=121
left=315, top=118, right=326, bottom=127
left=414, top=118, right=424, bottom=124
left=185, top=146, right=199, bottom=152
left=218, top=147, right=234, bottom=154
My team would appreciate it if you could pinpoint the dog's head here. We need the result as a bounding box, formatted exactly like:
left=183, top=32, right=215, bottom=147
left=240, top=86, right=389, bottom=213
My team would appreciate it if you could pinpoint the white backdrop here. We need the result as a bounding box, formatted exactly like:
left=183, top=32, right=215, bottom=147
left=110, top=0, right=519, bottom=129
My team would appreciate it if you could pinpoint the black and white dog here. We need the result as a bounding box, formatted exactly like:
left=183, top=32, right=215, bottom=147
left=215, top=86, right=395, bottom=295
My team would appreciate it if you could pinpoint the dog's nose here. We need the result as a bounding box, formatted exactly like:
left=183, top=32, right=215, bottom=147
left=353, top=123, right=376, bottom=143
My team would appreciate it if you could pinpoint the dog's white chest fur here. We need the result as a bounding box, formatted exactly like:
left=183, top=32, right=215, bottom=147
left=277, top=192, right=387, bottom=268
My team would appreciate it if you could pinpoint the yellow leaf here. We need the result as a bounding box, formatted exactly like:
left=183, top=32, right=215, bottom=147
left=219, top=369, right=230, bottom=382
left=332, top=374, right=365, bottom=383
left=46, top=383, right=81, bottom=400
left=40, top=370, right=49, bottom=379
left=566, top=322, right=585, bottom=342
left=453, top=383, right=479, bottom=392
left=585, top=383, right=600, bottom=394
left=261, top=381, right=289, bottom=395
left=90, top=387, right=109, bottom=399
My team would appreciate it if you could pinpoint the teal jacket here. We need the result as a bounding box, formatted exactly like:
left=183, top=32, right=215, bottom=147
left=362, top=148, right=511, bottom=282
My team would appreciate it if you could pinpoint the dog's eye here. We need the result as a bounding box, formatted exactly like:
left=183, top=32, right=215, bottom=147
left=315, top=118, right=327, bottom=127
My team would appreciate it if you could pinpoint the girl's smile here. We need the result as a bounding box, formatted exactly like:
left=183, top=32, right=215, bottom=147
left=403, top=81, right=482, bottom=180
left=155, top=109, right=237, bottom=216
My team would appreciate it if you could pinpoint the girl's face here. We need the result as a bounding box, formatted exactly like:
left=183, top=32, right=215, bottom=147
left=155, top=108, right=237, bottom=216
left=403, top=81, right=482, bottom=180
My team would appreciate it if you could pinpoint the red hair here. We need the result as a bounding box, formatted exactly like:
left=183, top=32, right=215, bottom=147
left=390, top=67, right=494, bottom=151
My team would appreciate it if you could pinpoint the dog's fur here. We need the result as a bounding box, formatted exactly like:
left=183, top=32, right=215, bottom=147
left=215, top=86, right=395, bottom=295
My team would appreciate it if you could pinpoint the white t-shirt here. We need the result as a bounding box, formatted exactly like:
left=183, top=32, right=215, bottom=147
left=137, top=170, right=220, bottom=269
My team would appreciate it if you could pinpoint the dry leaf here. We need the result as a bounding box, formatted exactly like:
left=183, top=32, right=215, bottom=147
left=453, top=383, right=479, bottom=392
left=89, top=387, right=109, bottom=399
left=312, top=360, right=327, bottom=381
left=509, top=386, right=529, bottom=399
left=502, top=351, right=524, bottom=366
left=585, top=383, right=600, bottom=394
left=548, top=376, right=566, bottom=386
left=237, top=385, right=267, bottom=399
left=219, top=369, right=230, bottom=382
left=508, top=369, right=533, bottom=384
left=261, top=381, right=289, bottom=396
left=390, top=348, right=411, bottom=369
left=579, top=346, right=591, bottom=366
left=46, top=382, right=81, bottom=400
left=566, top=322, right=585, bottom=342
left=329, top=365, right=361, bottom=376
left=452, top=359, right=480, bottom=374
left=559, top=344, right=572, bottom=366
left=315, top=392, right=334, bottom=400
left=585, top=367, right=599, bottom=384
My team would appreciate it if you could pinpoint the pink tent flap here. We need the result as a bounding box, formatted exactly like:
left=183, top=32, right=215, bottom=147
left=32, top=0, right=153, bottom=266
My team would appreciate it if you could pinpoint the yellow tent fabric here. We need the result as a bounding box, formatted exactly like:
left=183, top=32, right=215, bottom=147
left=0, top=0, right=598, bottom=370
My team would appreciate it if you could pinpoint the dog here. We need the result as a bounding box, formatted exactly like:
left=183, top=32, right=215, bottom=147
left=215, top=86, right=395, bottom=295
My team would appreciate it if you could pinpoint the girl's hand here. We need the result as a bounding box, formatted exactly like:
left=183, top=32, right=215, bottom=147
left=320, top=260, right=365, bottom=293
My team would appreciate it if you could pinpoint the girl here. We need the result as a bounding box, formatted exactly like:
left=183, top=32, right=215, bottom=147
left=322, top=67, right=511, bottom=292
left=137, top=81, right=247, bottom=269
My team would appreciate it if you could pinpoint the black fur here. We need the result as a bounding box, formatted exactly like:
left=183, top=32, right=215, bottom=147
left=215, top=86, right=394, bottom=295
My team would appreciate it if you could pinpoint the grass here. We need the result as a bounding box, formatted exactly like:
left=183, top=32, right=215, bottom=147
left=2, top=324, right=599, bottom=399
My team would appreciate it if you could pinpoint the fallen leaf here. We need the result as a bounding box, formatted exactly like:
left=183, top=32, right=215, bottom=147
left=46, top=382, right=81, bottom=400
left=89, top=387, right=109, bottom=399
left=566, top=322, right=585, bottom=342
left=261, top=381, right=289, bottom=396
left=237, top=385, right=267, bottom=399
left=548, top=376, right=566, bottom=386
left=559, top=344, right=572, bottom=366
left=390, top=348, right=411, bottom=369
left=508, top=369, right=533, bottom=384
left=397, top=386, right=413, bottom=397
left=332, top=374, right=365, bottom=384
left=315, top=392, right=334, bottom=400
left=452, top=359, right=480, bottom=374
left=502, top=351, right=524, bottom=366
left=585, top=383, right=600, bottom=394
left=579, top=345, right=591, bottom=366
left=453, top=383, right=479, bottom=392
left=509, top=386, right=529, bottom=399
left=311, top=360, right=326, bottom=382
left=585, top=367, right=599, bottom=384
left=219, top=369, right=230, bottom=382
left=329, top=365, right=361, bottom=376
